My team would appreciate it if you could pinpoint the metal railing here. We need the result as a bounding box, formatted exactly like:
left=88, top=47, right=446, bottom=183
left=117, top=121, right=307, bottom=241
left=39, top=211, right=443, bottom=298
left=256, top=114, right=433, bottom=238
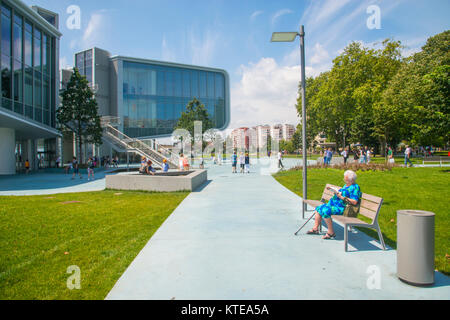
left=100, top=116, right=179, bottom=169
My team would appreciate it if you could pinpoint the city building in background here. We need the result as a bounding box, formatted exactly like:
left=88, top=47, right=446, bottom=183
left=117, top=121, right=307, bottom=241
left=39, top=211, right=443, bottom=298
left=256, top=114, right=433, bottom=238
left=0, top=0, right=61, bottom=174
left=67, top=47, right=230, bottom=160
left=230, top=123, right=296, bottom=152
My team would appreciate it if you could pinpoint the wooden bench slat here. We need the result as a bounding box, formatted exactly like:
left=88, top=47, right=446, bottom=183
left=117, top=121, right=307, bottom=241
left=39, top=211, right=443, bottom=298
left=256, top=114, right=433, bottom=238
left=332, top=215, right=368, bottom=225
left=359, top=207, right=377, bottom=220
left=360, top=199, right=380, bottom=211
left=361, top=193, right=382, bottom=203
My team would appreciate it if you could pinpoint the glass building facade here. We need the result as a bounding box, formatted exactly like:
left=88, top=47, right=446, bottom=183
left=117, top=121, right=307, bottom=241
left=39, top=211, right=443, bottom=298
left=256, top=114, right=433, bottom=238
left=121, top=60, right=227, bottom=137
left=0, top=1, right=56, bottom=127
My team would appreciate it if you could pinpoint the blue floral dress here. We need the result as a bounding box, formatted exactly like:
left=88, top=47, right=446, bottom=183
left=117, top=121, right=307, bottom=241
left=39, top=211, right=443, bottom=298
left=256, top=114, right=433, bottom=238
left=316, top=183, right=362, bottom=219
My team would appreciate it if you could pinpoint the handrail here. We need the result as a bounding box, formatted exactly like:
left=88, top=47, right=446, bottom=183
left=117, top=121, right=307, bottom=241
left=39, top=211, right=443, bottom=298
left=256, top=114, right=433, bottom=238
left=103, top=126, right=164, bottom=168
left=100, top=116, right=179, bottom=168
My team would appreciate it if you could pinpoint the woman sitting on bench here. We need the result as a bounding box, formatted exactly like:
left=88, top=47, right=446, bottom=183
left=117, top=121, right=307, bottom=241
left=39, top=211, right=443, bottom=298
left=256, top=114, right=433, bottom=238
left=307, top=170, right=361, bottom=239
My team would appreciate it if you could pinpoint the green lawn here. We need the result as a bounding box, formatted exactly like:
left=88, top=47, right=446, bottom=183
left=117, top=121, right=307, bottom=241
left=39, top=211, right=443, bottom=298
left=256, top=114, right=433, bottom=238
left=0, top=190, right=189, bottom=300
left=273, top=167, right=450, bottom=275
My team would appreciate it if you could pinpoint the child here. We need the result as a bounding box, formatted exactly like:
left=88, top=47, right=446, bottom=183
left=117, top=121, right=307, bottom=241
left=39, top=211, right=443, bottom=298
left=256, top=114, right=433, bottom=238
left=244, top=153, right=250, bottom=173
left=231, top=151, right=237, bottom=173
left=239, top=152, right=245, bottom=173
left=163, top=159, right=169, bottom=172
left=25, top=159, right=30, bottom=174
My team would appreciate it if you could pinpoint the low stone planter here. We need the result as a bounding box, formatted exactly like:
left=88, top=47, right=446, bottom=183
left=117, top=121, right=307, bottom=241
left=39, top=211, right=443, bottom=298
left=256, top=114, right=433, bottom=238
left=105, top=169, right=207, bottom=192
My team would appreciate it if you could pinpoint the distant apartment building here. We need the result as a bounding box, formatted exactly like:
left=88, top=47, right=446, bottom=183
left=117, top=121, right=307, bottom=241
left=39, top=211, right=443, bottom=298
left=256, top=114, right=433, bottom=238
left=270, top=124, right=283, bottom=142
left=230, top=127, right=249, bottom=150
left=282, top=124, right=295, bottom=141
left=256, top=125, right=270, bottom=149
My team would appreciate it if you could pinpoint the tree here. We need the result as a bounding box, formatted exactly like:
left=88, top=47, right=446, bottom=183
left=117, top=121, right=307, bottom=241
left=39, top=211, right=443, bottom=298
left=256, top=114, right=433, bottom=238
left=377, top=31, right=450, bottom=147
left=174, top=98, right=213, bottom=156
left=57, top=68, right=102, bottom=164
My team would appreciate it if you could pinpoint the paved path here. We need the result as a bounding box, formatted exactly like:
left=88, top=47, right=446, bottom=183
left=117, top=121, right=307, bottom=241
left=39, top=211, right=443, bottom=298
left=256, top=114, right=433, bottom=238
left=106, top=158, right=450, bottom=300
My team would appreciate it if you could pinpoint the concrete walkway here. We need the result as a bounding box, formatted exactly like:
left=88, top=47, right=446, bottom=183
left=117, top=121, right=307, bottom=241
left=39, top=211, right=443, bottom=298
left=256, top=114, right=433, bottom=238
left=106, top=158, right=450, bottom=300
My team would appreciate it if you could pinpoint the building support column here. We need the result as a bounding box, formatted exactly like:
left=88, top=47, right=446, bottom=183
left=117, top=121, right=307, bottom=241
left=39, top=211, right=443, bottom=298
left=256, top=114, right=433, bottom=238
left=0, top=128, right=16, bottom=175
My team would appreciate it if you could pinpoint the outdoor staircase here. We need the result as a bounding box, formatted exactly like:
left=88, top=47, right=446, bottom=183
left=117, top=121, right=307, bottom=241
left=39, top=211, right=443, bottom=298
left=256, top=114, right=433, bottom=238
left=100, top=117, right=179, bottom=169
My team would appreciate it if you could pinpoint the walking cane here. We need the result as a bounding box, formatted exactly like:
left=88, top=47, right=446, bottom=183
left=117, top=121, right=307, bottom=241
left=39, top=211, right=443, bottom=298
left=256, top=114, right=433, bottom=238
left=294, top=211, right=316, bottom=235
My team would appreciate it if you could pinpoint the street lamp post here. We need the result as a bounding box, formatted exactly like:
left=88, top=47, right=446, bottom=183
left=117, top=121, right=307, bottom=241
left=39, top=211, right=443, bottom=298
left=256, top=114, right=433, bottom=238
left=271, top=25, right=307, bottom=219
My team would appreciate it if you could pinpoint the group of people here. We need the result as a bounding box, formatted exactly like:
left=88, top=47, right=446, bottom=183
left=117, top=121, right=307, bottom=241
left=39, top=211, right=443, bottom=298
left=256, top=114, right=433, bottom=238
left=231, top=151, right=251, bottom=173
left=139, top=156, right=171, bottom=175
left=101, top=156, right=119, bottom=168
left=66, top=156, right=97, bottom=180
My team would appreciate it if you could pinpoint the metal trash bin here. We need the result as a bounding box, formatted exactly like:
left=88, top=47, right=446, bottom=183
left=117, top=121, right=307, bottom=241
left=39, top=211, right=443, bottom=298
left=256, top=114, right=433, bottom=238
left=397, top=210, right=435, bottom=285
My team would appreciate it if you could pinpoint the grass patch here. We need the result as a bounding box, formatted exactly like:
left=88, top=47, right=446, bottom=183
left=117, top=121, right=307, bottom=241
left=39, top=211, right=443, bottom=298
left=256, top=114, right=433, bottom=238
left=273, top=167, right=450, bottom=275
left=0, top=189, right=189, bottom=299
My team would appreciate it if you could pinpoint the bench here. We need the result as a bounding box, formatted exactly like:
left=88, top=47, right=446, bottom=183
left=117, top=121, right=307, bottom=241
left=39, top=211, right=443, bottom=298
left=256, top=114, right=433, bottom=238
left=422, top=156, right=450, bottom=166
left=303, top=184, right=386, bottom=252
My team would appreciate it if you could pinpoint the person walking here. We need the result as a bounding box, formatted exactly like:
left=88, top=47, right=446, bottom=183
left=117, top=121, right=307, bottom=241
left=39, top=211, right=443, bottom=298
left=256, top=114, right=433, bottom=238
left=56, top=156, right=61, bottom=168
left=179, top=153, right=184, bottom=171
left=366, top=147, right=371, bottom=163
left=322, top=149, right=327, bottom=166
left=25, top=159, right=30, bottom=174
left=341, top=148, right=349, bottom=164
left=71, top=157, right=82, bottom=179
left=87, top=157, right=95, bottom=180
left=404, top=145, right=413, bottom=167
left=387, top=146, right=394, bottom=164
left=244, top=152, right=250, bottom=173
left=278, top=151, right=284, bottom=169
left=231, top=151, right=237, bottom=173
left=326, top=148, right=333, bottom=165
left=239, top=152, right=245, bottom=173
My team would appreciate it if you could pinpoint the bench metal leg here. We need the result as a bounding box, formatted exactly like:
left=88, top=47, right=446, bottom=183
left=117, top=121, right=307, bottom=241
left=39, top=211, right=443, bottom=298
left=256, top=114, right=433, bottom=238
left=376, top=224, right=386, bottom=250
left=344, top=225, right=348, bottom=252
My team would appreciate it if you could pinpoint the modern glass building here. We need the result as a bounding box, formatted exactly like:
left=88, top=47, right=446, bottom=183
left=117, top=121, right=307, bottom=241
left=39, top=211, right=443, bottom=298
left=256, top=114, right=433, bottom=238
left=0, top=0, right=61, bottom=174
left=70, top=47, right=230, bottom=160
left=75, top=48, right=230, bottom=138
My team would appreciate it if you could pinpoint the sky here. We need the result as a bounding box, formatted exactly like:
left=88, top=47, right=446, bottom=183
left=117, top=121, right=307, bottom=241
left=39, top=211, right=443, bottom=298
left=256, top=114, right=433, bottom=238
left=24, top=0, right=450, bottom=132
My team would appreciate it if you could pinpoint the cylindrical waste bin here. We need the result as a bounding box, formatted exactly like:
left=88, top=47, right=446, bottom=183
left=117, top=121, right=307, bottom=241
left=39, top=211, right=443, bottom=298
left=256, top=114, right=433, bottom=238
left=397, top=210, right=435, bottom=285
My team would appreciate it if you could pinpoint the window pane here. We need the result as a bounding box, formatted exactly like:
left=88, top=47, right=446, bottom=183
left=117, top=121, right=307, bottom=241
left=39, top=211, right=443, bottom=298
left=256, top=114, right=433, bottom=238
left=1, top=4, right=11, bottom=18
left=34, top=72, right=41, bottom=107
left=43, top=76, right=49, bottom=110
left=174, top=71, right=182, bottom=97
left=182, top=70, right=190, bottom=97
left=157, top=70, right=165, bottom=95
left=76, top=53, right=84, bottom=71
left=24, top=26, right=32, bottom=66
left=24, top=66, right=32, bottom=105
left=165, top=71, right=174, bottom=96
left=33, top=29, right=41, bottom=69
left=207, top=72, right=215, bottom=98
left=191, top=71, right=198, bottom=98
left=13, top=59, right=22, bottom=102
left=1, top=54, right=11, bottom=99
left=42, top=35, right=50, bottom=75
left=13, top=15, right=22, bottom=62
left=215, top=73, right=224, bottom=99
left=1, top=14, right=11, bottom=56
left=199, top=71, right=206, bottom=98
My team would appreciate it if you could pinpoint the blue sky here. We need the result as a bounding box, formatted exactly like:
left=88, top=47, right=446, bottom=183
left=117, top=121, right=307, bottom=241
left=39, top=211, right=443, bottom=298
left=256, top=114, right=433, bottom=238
left=24, top=0, right=450, bottom=130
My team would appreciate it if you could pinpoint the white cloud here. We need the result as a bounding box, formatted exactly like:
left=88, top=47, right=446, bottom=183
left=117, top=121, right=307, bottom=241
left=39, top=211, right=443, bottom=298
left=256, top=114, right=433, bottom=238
left=189, top=29, right=219, bottom=66
left=230, top=58, right=301, bottom=129
left=161, top=34, right=176, bottom=62
left=310, top=43, right=330, bottom=65
left=271, top=9, right=294, bottom=25
left=59, top=56, right=72, bottom=70
left=250, top=10, right=263, bottom=21
left=69, top=11, right=111, bottom=51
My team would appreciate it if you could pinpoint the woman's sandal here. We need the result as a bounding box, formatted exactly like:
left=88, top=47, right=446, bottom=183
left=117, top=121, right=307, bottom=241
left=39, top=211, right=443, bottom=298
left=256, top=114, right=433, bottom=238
left=306, top=229, right=320, bottom=235
left=322, top=232, right=336, bottom=239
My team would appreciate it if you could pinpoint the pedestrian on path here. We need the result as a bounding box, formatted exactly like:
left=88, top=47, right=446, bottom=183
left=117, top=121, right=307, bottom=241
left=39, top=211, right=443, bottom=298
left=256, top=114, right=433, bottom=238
left=25, top=159, right=30, bottom=174
left=244, top=152, right=250, bottom=173
left=278, top=151, right=284, bottom=169
left=341, top=148, right=349, bottom=164
left=239, top=152, right=245, bottom=173
left=87, top=157, right=95, bottom=180
left=231, top=151, right=237, bottom=173
left=71, top=157, right=82, bottom=180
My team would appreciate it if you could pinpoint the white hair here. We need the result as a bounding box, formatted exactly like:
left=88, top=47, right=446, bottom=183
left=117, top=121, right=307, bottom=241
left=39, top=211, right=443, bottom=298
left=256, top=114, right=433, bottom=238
left=344, top=170, right=357, bottom=183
